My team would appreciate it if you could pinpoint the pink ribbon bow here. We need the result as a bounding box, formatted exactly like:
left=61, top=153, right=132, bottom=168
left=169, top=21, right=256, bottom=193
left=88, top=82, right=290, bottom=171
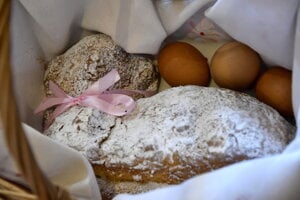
left=35, top=69, right=154, bottom=129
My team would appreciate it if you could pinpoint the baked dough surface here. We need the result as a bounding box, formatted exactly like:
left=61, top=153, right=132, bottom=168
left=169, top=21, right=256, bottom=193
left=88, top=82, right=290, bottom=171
left=45, top=86, right=295, bottom=184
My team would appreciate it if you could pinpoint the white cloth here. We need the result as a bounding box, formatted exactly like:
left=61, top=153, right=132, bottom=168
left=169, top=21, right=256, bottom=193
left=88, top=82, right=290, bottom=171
left=2, top=0, right=300, bottom=200
left=0, top=124, right=101, bottom=200
left=81, top=0, right=166, bottom=54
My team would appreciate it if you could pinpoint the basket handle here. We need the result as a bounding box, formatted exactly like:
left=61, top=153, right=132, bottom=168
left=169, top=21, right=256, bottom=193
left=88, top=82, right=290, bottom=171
left=0, top=1, right=72, bottom=199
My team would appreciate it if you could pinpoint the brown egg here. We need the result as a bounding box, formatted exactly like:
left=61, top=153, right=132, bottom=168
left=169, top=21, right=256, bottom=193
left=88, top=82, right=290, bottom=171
left=157, top=42, right=210, bottom=87
left=211, top=41, right=261, bottom=91
left=255, top=67, right=293, bottom=117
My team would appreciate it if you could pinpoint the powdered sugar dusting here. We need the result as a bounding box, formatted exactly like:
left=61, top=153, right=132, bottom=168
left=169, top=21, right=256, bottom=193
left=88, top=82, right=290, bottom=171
left=44, top=34, right=159, bottom=97
left=45, top=86, right=295, bottom=182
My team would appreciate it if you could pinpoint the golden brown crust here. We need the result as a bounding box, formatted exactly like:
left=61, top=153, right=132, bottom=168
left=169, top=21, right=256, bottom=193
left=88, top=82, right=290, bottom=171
left=93, top=156, right=247, bottom=184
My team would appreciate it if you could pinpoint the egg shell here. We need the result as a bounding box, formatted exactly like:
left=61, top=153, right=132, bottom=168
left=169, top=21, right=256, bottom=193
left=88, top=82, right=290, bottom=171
left=157, top=42, right=210, bottom=87
left=255, top=66, right=293, bottom=117
left=210, top=41, right=261, bottom=91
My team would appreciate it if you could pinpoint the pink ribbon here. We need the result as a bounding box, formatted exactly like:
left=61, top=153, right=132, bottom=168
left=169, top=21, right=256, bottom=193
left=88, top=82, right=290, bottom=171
left=35, top=69, right=155, bottom=129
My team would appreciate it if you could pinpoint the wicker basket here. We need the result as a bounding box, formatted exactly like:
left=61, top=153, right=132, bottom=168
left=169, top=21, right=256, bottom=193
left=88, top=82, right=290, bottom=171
left=0, top=1, right=72, bottom=199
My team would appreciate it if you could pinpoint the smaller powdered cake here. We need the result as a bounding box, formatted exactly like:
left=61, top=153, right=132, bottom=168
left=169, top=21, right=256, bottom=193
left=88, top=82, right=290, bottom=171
left=45, top=86, right=295, bottom=187
left=44, top=33, right=159, bottom=97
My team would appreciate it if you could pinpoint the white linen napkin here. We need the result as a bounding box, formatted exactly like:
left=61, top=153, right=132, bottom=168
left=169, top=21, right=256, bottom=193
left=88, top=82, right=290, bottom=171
left=0, top=124, right=101, bottom=200
left=81, top=0, right=167, bottom=54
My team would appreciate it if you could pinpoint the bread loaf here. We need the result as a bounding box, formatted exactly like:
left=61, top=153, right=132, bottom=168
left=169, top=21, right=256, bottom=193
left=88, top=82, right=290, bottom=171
left=45, top=86, right=295, bottom=185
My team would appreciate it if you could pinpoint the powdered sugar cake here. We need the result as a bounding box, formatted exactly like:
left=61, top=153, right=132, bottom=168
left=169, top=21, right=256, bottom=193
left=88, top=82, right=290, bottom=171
left=45, top=86, right=295, bottom=184
left=43, top=33, right=159, bottom=128
left=44, top=33, right=159, bottom=97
